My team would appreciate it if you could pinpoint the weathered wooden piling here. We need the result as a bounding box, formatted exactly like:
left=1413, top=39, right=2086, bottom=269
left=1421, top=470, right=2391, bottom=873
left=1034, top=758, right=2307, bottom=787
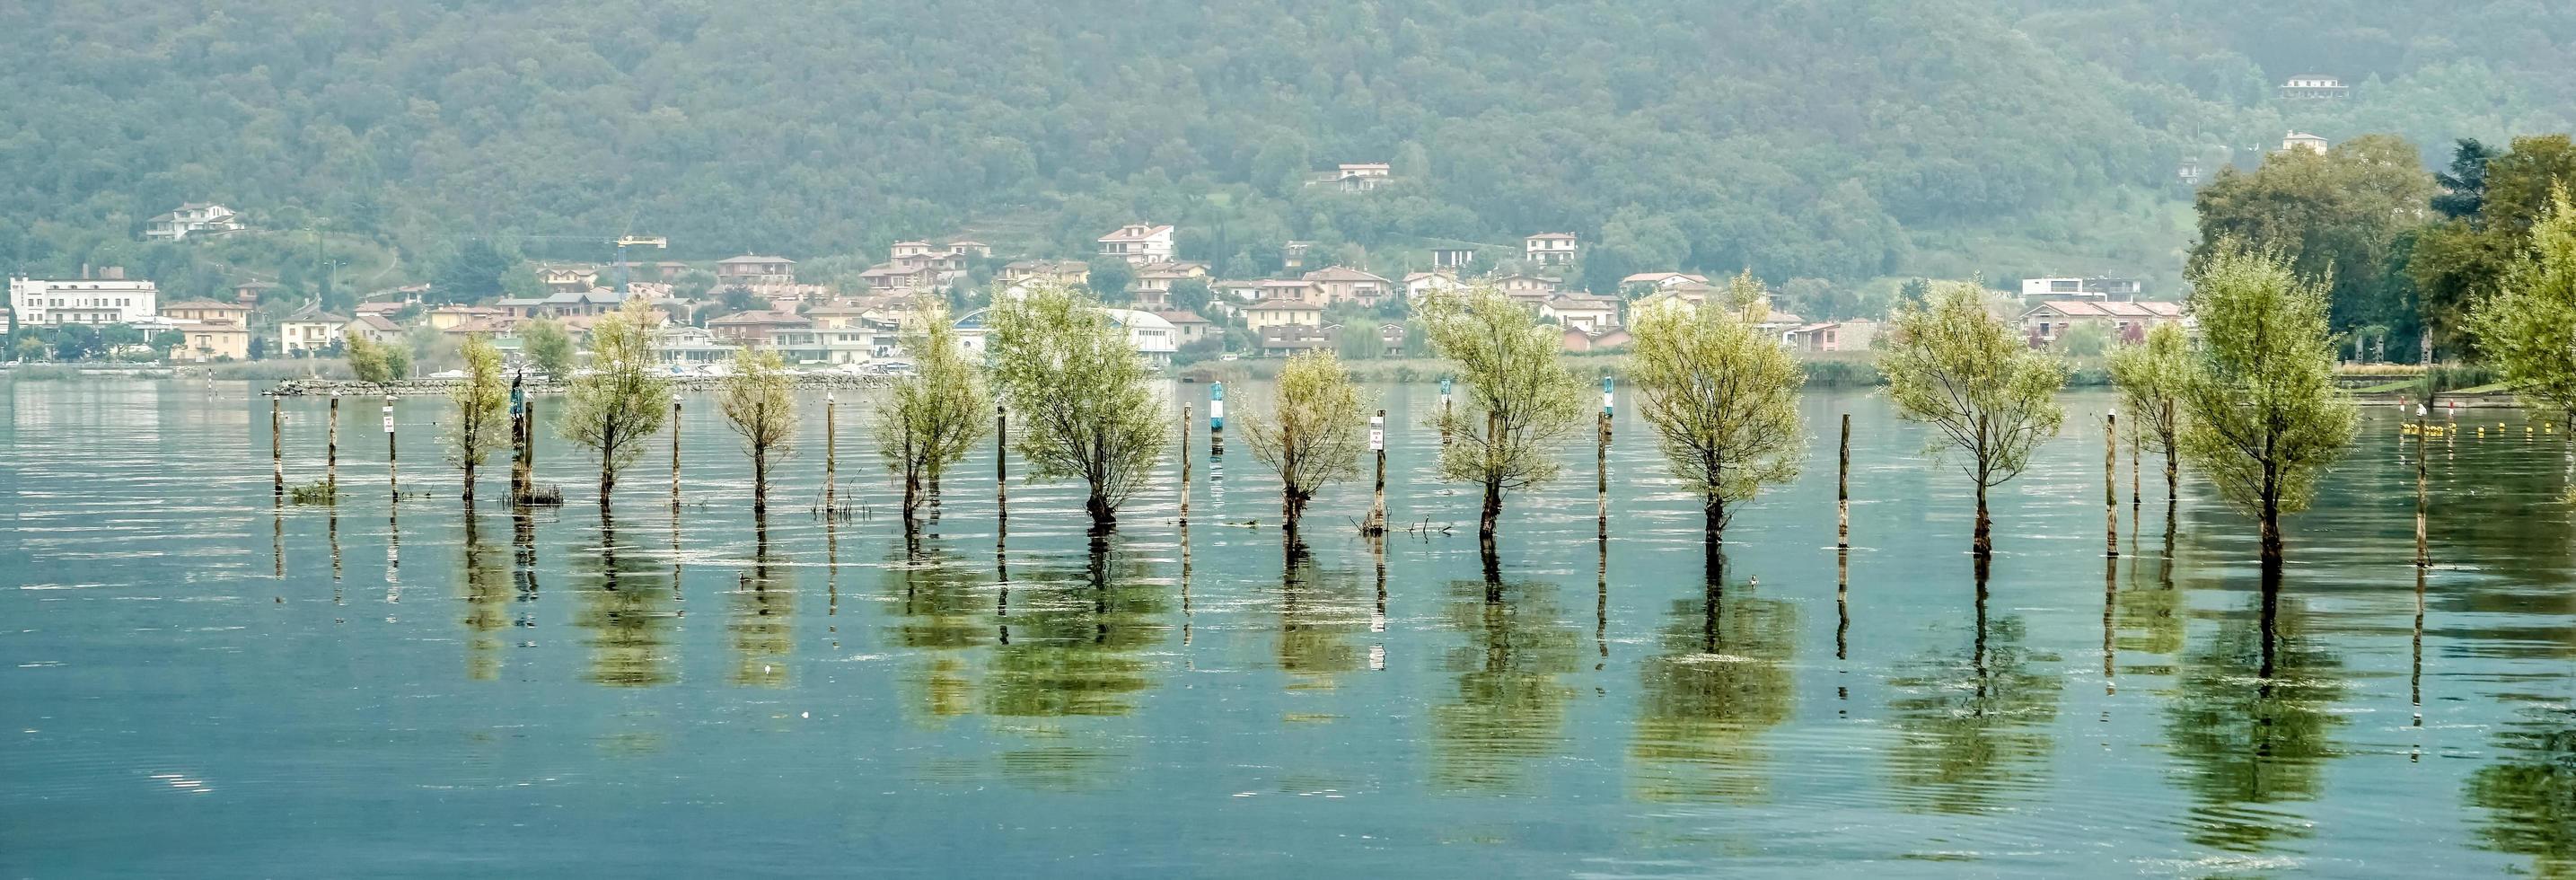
left=1180, top=404, right=1192, bottom=524
left=994, top=404, right=1008, bottom=528
left=1596, top=376, right=1613, bottom=541
left=1365, top=409, right=1386, bottom=534
left=824, top=394, right=837, bottom=511
left=1439, top=375, right=1454, bottom=448
left=271, top=399, right=284, bottom=499
left=671, top=400, right=682, bottom=509
left=1836, top=413, right=1851, bottom=550
left=2416, top=407, right=2430, bottom=568
left=2104, top=412, right=2117, bottom=559
left=327, top=393, right=340, bottom=488
left=520, top=400, right=538, bottom=499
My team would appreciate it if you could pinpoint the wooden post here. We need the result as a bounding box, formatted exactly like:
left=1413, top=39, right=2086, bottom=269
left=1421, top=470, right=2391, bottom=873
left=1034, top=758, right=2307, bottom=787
left=1836, top=413, right=1851, bottom=549
left=994, top=404, right=1008, bottom=528
left=271, top=399, right=284, bottom=499
left=2129, top=427, right=2141, bottom=508
left=671, top=400, right=682, bottom=509
left=1365, top=409, right=1386, bottom=534
left=327, top=393, right=339, bottom=488
left=1180, top=404, right=1191, bottom=524
left=2104, top=412, right=2118, bottom=558
left=384, top=393, right=398, bottom=499
left=1596, top=375, right=1612, bottom=541
left=1439, top=375, right=1453, bottom=447
left=2416, top=404, right=2430, bottom=568
left=522, top=400, right=538, bottom=497
left=824, top=394, right=838, bottom=511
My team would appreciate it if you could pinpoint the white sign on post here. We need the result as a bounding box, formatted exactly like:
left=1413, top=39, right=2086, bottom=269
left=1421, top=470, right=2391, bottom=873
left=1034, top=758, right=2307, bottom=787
left=382, top=417, right=394, bottom=433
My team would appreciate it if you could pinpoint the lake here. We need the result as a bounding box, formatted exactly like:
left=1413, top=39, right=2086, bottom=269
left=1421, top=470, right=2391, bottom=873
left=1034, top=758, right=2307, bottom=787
left=4, top=378, right=2573, bottom=877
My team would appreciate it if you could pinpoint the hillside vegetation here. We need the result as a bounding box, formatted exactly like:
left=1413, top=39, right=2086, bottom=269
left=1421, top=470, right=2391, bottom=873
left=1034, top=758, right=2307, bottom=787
left=2, top=0, right=2571, bottom=301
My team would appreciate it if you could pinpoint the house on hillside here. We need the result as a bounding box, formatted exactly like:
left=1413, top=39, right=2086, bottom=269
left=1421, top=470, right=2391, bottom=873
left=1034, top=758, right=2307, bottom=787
left=161, top=299, right=254, bottom=326
left=1301, top=266, right=1394, bottom=306
left=1257, top=278, right=1318, bottom=306
left=2018, top=300, right=2186, bottom=348
left=998, top=260, right=1089, bottom=287
left=1096, top=223, right=1175, bottom=265
left=1210, top=278, right=1263, bottom=303
left=716, top=255, right=797, bottom=286
left=1312, top=163, right=1393, bottom=191
left=344, top=313, right=404, bottom=344
left=279, top=305, right=348, bottom=355
left=1525, top=233, right=1578, bottom=266
left=1541, top=295, right=1620, bottom=333
left=1281, top=242, right=1314, bottom=271
left=1492, top=274, right=1561, bottom=305
left=1243, top=298, right=1325, bottom=333
left=1433, top=247, right=1476, bottom=269
left=1259, top=324, right=1334, bottom=357
left=535, top=265, right=600, bottom=293
left=707, top=310, right=811, bottom=345
left=2018, top=277, right=2143, bottom=304
left=1784, top=320, right=1877, bottom=353
left=1405, top=270, right=1466, bottom=302
left=1155, top=310, right=1218, bottom=347
left=1561, top=327, right=1631, bottom=353
left=1133, top=261, right=1209, bottom=308
left=1619, top=272, right=1710, bottom=297
left=145, top=203, right=247, bottom=242
left=2278, top=75, right=2348, bottom=100
left=9, top=270, right=159, bottom=325
left=170, top=319, right=251, bottom=362
left=2281, top=130, right=2329, bottom=154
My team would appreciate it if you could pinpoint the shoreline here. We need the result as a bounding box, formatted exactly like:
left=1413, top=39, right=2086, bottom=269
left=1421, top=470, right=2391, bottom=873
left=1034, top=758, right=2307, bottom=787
left=261, top=374, right=893, bottom=397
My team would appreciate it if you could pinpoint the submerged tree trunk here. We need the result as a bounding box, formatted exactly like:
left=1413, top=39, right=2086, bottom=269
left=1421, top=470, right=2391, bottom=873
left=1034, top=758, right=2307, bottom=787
left=1086, top=488, right=1116, bottom=533
left=462, top=456, right=477, bottom=504
left=1282, top=486, right=1312, bottom=535
left=599, top=466, right=616, bottom=510
left=1703, top=489, right=1724, bottom=548
left=1478, top=477, right=1503, bottom=540
left=2259, top=461, right=2283, bottom=566
left=752, top=446, right=769, bottom=519
left=1972, top=478, right=1992, bottom=559
left=901, top=468, right=921, bottom=533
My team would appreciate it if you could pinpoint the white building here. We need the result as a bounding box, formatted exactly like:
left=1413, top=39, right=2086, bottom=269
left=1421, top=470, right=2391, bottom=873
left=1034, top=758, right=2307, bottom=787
left=2281, top=130, right=2329, bottom=154
left=279, top=305, right=349, bottom=355
left=144, top=203, right=247, bottom=242
left=1096, top=223, right=1175, bottom=265
left=2278, top=75, right=2348, bottom=100
left=9, top=271, right=160, bottom=325
left=2019, top=277, right=2144, bottom=302
left=951, top=306, right=1179, bottom=365
left=1525, top=233, right=1578, bottom=265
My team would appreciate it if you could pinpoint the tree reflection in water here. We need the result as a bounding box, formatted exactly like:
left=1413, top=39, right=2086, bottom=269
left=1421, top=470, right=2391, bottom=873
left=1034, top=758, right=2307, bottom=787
left=1883, top=576, right=2063, bottom=815
left=2161, top=578, right=2344, bottom=854
left=573, top=510, right=677, bottom=688
left=2465, top=706, right=2576, bottom=876
left=1279, top=538, right=1367, bottom=693
left=1630, top=560, right=1796, bottom=805
left=458, top=506, right=509, bottom=682
left=1432, top=573, right=1579, bottom=794
left=728, top=523, right=794, bottom=688
left=885, top=542, right=993, bottom=723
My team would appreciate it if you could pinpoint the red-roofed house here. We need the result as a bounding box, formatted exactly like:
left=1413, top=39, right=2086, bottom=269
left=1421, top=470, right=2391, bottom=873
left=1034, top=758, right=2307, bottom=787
left=2018, top=300, right=2187, bottom=348
left=1525, top=233, right=1578, bottom=265
left=1097, top=223, right=1175, bottom=265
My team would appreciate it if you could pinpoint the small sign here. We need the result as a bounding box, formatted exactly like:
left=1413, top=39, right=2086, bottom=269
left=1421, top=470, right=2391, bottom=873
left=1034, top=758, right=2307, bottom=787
left=1369, top=428, right=1384, bottom=451
left=1601, top=376, right=1614, bottom=414
left=382, top=416, right=394, bottom=433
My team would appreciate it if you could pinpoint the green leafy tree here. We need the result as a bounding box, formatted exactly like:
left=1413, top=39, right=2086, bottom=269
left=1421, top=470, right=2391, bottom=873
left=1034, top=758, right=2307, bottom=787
left=1881, top=280, right=2070, bottom=559
left=431, top=241, right=512, bottom=305
left=2055, top=321, right=2110, bottom=356
left=446, top=334, right=510, bottom=502
left=2181, top=244, right=2357, bottom=567
left=2414, top=136, right=2576, bottom=352
left=2432, top=138, right=2496, bottom=220
left=1629, top=272, right=1807, bottom=544
left=557, top=298, right=673, bottom=507
left=718, top=346, right=798, bottom=517
left=345, top=333, right=396, bottom=383
left=986, top=281, right=1166, bottom=532
left=2192, top=135, right=2433, bottom=349
left=875, top=302, right=990, bottom=530
left=1421, top=286, right=1588, bottom=541
left=520, top=319, right=576, bottom=378
left=1240, top=350, right=1372, bottom=534
left=2106, top=322, right=2194, bottom=501
left=1084, top=259, right=1136, bottom=305
left=1169, top=277, right=1213, bottom=315
left=2470, top=185, right=2576, bottom=429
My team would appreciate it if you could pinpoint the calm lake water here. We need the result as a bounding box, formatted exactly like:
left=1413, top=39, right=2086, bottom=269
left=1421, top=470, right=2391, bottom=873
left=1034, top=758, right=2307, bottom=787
left=5, top=378, right=2575, bottom=877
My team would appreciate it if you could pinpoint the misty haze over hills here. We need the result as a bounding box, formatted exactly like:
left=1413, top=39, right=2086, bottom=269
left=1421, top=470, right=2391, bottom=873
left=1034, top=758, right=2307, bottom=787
left=2, top=0, right=2568, bottom=294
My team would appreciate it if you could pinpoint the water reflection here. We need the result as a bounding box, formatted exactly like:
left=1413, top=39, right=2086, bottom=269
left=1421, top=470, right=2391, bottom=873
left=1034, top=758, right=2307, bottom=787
left=574, top=511, right=678, bottom=687
left=984, top=544, right=1168, bottom=717
left=459, top=508, right=509, bottom=681
left=2466, top=705, right=2576, bottom=876
left=1631, top=575, right=1796, bottom=804
left=886, top=542, right=993, bottom=722
left=729, top=526, right=794, bottom=688
left=1884, top=579, right=2063, bottom=814
left=1279, top=540, right=1366, bottom=691
left=1432, top=575, right=1579, bottom=794
left=2162, top=585, right=2345, bottom=853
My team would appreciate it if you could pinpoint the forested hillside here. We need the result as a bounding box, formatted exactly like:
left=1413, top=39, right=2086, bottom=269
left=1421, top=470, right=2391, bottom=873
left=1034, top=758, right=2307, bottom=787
left=2, top=0, right=2572, bottom=300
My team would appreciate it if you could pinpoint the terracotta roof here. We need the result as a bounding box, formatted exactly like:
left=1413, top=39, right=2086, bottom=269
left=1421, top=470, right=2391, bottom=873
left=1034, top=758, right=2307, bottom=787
left=162, top=299, right=248, bottom=312
left=352, top=314, right=403, bottom=331
left=720, top=255, right=796, bottom=264
left=1154, top=310, right=1212, bottom=325
left=1301, top=266, right=1391, bottom=283
left=1097, top=224, right=1174, bottom=242
left=2027, top=300, right=2185, bottom=318
left=707, top=310, right=810, bottom=326
left=1247, top=298, right=1324, bottom=312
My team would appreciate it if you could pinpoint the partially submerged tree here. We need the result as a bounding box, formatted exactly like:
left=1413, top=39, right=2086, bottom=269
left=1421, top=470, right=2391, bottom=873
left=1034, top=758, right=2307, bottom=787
left=875, top=302, right=991, bottom=530
left=1881, top=280, right=2070, bottom=559
left=558, top=298, right=672, bottom=507
left=2183, top=244, right=2358, bottom=567
left=1241, top=349, right=1371, bottom=534
left=1629, top=272, right=1807, bottom=544
left=521, top=318, right=576, bottom=379
left=2106, top=322, right=2195, bottom=501
left=986, top=281, right=1166, bottom=532
left=2470, top=184, right=2576, bottom=429
left=719, top=346, right=799, bottom=517
left=1421, top=286, right=1587, bottom=540
left=446, top=334, right=511, bottom=503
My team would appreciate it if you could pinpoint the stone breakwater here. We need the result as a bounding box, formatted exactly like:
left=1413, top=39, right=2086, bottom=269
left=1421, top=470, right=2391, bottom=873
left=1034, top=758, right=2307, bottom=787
left=266, top=374, right=892, bottom=397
